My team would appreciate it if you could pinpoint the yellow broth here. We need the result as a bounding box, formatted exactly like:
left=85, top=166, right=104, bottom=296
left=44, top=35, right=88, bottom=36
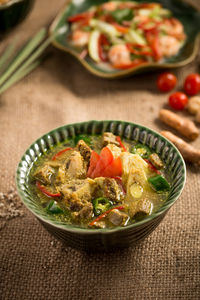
left=28, top=134, right=170, bottom=229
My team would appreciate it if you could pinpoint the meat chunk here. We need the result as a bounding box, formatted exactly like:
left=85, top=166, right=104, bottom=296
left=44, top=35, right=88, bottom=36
left=102, top=132, right=120, bottom=146
left=94, top=177, right=122, bottom=202
left=76, top=140, right=92, bottom=166
left=72, top=203, right=93, bottom=220
left=59, top=178, right=97, bottom=212
left=56, top=151, right=87, bottom=183
left=108, top=209, right=129, bottom=226
left=34, top=164, right=55, bottom=185
left=149, top=153, right=164, bottom=169
left=129, top=198, right=152, bottom=218
left=103, top=178, right=122, bottom=202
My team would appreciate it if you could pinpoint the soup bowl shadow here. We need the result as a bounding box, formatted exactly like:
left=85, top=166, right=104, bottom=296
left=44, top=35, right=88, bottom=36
left=16, top=120, right=186, bottom=251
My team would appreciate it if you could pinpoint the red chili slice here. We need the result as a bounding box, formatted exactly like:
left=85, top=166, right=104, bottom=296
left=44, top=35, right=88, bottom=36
left=112, top=22, right=129, bottom=33
left=144, top=159, right=161, bottom=174
left=36, top=181, right=61, bottom=198
left=126, top=43, right=153, bottom=57
left=113, top=59, right=147, bottom=69
left=98, top=33, right=109, bottom=62
left=52, top=148, right=72, bottom=161
left=116, top=136, right=127, bottom=152
left=145, top=29, right=161, bottom=61
left=67, top=12, right=94, bottom=23
left=89, top=206, right=125, bottom=226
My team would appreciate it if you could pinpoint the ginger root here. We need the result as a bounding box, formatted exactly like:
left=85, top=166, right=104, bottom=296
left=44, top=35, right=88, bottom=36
left=196, top=110, right=200, bottom=123
left=159, top=109, right=199, bottom=141
left=161, top=131, right=200, bottom=164
left=187, top=96, right=200, bottom=115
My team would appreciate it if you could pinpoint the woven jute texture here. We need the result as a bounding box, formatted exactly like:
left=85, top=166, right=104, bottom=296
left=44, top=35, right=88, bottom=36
left=0, top=0, right=200, bottom=299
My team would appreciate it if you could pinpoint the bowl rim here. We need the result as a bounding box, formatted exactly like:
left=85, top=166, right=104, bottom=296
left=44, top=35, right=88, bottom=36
left=49, top=0, right=200, bottom=79
left=16, top=120, right=186, bottom=235
left=0, top=0, right=26, bottom=9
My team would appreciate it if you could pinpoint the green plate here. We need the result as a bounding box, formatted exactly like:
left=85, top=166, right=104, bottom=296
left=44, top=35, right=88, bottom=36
left=49, top=0, right=200, bottom=78
left=16, top=120, right=186, bottom=251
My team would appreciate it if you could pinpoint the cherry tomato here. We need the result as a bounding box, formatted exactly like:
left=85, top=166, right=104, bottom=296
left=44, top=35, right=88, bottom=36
left=157, top=72, right=177, bottom=92
left=168, top=92, right=188, bottom=110
left=184, top=73, right=200, bottom=96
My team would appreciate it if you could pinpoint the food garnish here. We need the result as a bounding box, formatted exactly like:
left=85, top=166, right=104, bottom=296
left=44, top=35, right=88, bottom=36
left=31, top=133, right=170, bottom=229
left=67, top=1, right=186, bottom=69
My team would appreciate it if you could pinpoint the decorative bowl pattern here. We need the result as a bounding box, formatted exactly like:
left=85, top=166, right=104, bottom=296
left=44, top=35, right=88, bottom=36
left=49, top=0, right=200, bottom=78
left=16, top=120, right=186, bottom=251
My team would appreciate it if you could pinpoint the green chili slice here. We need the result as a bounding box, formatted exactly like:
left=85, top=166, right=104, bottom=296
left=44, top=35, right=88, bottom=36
left=92, top=197, right=113, bottom=216
left=46, top=200, right=63, bottom=214
left=148, top=175, right=170, bottom=192
left=131, top=143, right=152, bottom=159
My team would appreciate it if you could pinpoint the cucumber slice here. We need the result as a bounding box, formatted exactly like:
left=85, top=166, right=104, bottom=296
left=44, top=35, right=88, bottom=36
left=90, top=19, right=119, bottom=37
left=125, top=29, right=147, bottom=45
left=88, top=30, right=101, bottom=62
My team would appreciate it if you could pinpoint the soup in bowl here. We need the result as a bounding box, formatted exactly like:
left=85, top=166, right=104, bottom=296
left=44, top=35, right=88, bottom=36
left=16, top=120, right=186, bottom=251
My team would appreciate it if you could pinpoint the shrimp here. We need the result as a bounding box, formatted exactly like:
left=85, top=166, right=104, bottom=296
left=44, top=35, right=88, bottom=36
left=161, top=18, right=185, bottom=40
left=71, top=30, right=90, bottom=47
left=101, top=1, right=118, bottom=11
left=159, top=36, right=182, bottom=57
left=108, top=44, right=132, bottom=67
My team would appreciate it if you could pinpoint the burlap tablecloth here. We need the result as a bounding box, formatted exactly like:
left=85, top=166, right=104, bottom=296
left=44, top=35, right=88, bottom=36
left=0, top=1, right=200, bottom=299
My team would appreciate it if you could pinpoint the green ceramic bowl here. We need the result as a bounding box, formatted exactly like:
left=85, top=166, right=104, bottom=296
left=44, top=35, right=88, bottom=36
left=49, top=0, right=200, bottom=78
left=16, top=120, right=186, bottom=251
left=0, top=0, right=34, bottom=35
